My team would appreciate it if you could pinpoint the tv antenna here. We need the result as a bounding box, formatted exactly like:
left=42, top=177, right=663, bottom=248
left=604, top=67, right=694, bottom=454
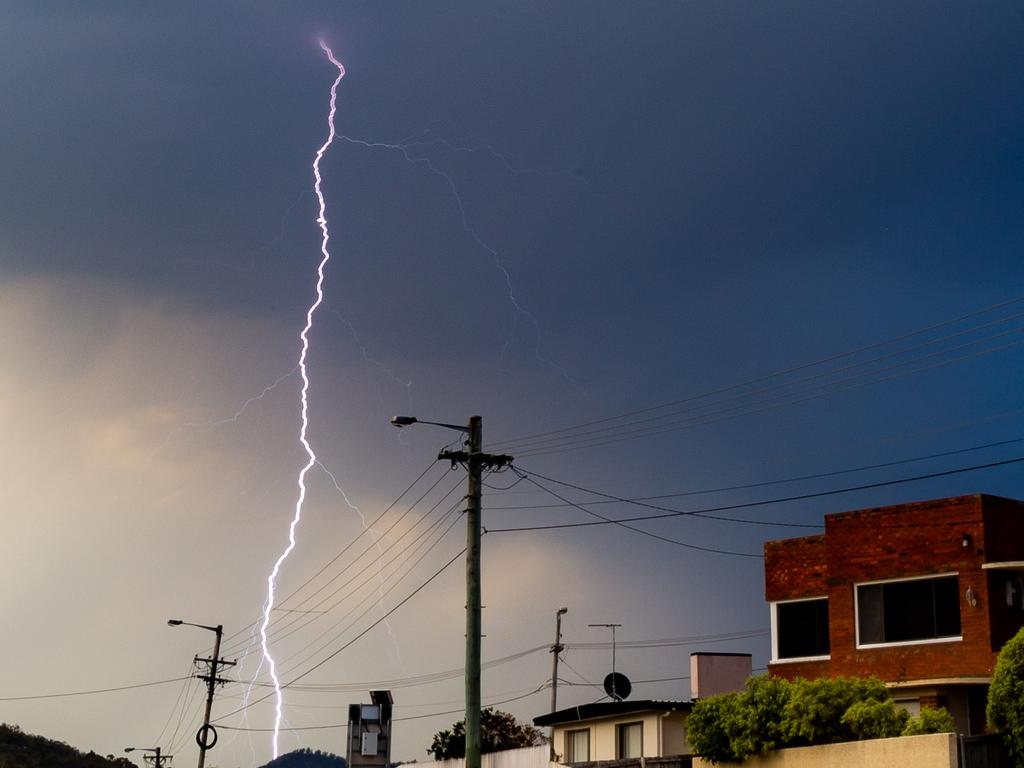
left=588, top=622, right=631, bottom=701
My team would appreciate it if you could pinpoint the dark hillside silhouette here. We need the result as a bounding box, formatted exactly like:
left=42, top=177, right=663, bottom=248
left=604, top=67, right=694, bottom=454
left=0, top=723, right=137, bottom=768
left=259, top=747, right=347, bottom=768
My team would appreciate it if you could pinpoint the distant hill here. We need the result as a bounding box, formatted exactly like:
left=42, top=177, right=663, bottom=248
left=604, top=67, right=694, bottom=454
left=259, top=747, right=347, bottom=768
left=0, top=723, right=137, bottom=768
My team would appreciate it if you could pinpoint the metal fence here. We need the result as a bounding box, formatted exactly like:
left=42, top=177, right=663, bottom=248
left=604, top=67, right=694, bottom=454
left=959, top=734, right=1012, bottom=768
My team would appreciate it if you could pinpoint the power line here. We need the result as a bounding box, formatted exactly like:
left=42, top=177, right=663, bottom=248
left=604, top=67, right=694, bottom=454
left=231, top=480, right=464, bottom=660
left=236, top=645, right=551, bottom=693
left=490, top=456, right=1024, bottom=535
left=275, top=507, right=465, bottom=678
left=513, top=333, right=1024, bottom=458
left=153, top=660, right=199, bottom=745
left=219, top=465, right=459, bottom=657
left=0, top=676, right=190, bottom=702
left=514, top=470, right=762, bottom=558
left=564, top=629, right=769, bottom=650
left=491, top=437, right=1024, bottom=512
left=492, top=294, right=1024, bottom=452
left=508, top=313, right=1024, bottom=454
left=212, top=546, right=467, bottom=724
left=214, top=684, right=549, bottom=731
left=217, top=458, right=445, bottom=652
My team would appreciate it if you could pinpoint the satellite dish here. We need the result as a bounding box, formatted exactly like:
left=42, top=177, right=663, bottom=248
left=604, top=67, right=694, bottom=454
left=604, top=672, right=632, bottom=701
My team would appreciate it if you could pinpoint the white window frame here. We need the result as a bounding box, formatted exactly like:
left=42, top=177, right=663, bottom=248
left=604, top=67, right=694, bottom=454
left=770, top=596, right=831, bottom=664
left=854, top=572, right=963, bottom=650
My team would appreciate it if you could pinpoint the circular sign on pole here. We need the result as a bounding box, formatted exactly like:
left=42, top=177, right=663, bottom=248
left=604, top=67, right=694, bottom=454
left=196, top=724, right=219, bottom=750
left=604, top=672, right=632, bottom=701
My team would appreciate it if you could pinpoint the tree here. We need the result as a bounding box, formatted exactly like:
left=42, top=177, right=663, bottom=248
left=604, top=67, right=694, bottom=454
left=427, top=709, right=547, bottom=760
left=988, top=625, right=1024, bottom=766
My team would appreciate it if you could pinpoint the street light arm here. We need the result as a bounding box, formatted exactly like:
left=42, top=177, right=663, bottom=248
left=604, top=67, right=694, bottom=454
left=167, top=619, right=220, bottom=633
left=390, top=415, right=469, bottom=433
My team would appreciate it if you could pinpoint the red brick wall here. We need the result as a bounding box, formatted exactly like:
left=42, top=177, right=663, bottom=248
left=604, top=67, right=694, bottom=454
left=766, top=495, right=1024, bottom=683
left=983, top=495, right=1024, bottom=564
left=764, top=535, right=826, bottom=602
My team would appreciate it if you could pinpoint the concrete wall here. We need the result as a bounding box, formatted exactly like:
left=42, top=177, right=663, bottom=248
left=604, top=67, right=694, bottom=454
left=691, top=733, right=957, bottom=768
left=415, top=745, right=557, bottom=768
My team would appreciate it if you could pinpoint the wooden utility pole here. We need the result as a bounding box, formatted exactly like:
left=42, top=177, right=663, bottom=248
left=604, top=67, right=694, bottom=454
left=194, top=625, right=235, bottom=768
left=549, top=607, right=568, bottom=759
left=437, top=416, right=512, bottom=768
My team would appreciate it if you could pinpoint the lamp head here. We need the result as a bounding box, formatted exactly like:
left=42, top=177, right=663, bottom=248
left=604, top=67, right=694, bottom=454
left=390, top=416, right=417, bottom=427
left=125, top=748, right=135, bottom=753
left=167, top=619, right=183, bottom=626
left=557, top=607, right=568, bottom=615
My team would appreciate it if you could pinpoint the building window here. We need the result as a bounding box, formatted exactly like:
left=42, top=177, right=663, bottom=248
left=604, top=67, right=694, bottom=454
left=616, top=722, right=643, bottom=759
left=856, top=574, right=961, bottom=647
left=774, top=598, right=830, bottom=660
left=565, top=729, right=590, bottom=763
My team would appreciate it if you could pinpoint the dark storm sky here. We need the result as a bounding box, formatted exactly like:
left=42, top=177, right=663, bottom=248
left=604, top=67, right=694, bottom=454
left=2, top=3, right=1023, bottom=766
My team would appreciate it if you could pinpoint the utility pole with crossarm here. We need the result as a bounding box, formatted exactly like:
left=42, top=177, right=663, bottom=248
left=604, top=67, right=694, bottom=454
left=391, top=414, right=512, bottom=768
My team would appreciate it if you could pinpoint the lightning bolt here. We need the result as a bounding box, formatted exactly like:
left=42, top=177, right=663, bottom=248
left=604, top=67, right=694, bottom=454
left=258, top=39, right=345, bottom=759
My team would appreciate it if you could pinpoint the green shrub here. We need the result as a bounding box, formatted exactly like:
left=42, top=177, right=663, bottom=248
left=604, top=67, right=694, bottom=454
left=988, top=625, right=1024, bottom=765
left=729, top=676, right=792, bottom=759
left=688, top=693, right=743, bottom=764
left=841, top=699, right=910, bottom=740
left=782, top=677, right=890, bottom=745
left=688, top=675, right=911, bottom=762
left=902, top=707, right=955, bottom=736
left=688, top=676, right=792, bottom=764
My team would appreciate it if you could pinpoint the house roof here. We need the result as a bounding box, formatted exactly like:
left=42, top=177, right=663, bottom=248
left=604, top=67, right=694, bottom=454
left=533, top=699, right=691, bottom=727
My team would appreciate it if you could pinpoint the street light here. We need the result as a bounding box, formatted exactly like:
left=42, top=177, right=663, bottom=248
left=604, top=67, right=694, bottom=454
left=168, top=619, right=232, bottom=768
left=390, top=415, right=511, bottom=768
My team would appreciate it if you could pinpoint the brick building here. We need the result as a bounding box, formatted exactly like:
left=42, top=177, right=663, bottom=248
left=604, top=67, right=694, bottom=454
left=764, top=494, right=1024, bottom=734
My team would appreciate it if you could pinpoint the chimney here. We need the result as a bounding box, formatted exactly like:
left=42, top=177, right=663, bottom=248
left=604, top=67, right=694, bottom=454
left=690, top=652, right=752, bottom=700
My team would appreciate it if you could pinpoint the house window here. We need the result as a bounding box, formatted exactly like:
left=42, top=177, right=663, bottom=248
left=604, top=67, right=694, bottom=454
left=775, top=598, right=830, bottom=660
left=565, top=729, right=590, bottom=763
left=856, top=574, right=961, bottom=646
left=616, top=722, right=643, bottom=759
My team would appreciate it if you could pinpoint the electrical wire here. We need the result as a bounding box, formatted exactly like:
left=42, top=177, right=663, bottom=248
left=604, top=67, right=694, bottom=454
left=216, top=457, right=445, bottom=652
left=514, top=470, right=763, bottom=558
left=275, top=506, right=465, bottom=678
left=490, top=456, right=1024, bottom=535
left=214, top=684, right=549, bottom=731
left=153, top=660, right=200, bottom=745
left=491, top=437, right=1024, bottom=512
left=492, top=294, right=1024, bottom=452
left=228, top=478, right=464, bottom=659
left=513, top=333, right=1024, bottom=458
left=212, top=546, right=467, bottom=724
left=507, top=314, right=1024, bottom=454
left=219, top=467, right=459, bottom=657
left=0, top=676, right=191, bottom=701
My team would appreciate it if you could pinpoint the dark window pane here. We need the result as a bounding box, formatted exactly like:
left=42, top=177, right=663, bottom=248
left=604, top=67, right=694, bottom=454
left=933, top=576, right=962, bottom=637
left=858, top=584, right=884, bottom=644
left=777, top=599, right=830, bottom=658
left=858, top=576, right=960, bottom=645
left=885, top=579, right=937, bottom=642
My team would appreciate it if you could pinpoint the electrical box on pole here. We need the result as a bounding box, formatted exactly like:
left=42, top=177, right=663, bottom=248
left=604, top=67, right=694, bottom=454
left=347, top=690, right=393, bottom=768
